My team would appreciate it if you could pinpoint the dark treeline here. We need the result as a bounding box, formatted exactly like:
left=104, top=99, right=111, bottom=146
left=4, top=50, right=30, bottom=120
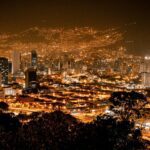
left=0, top=91, right=149, bottom=150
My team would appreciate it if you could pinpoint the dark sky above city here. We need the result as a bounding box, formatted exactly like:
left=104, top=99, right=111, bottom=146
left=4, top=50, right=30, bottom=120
left=0, top=0, right=150, bottom=55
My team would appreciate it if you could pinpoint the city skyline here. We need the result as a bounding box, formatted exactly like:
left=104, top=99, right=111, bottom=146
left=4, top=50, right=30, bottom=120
left=0, top=1, right=149, bottom=148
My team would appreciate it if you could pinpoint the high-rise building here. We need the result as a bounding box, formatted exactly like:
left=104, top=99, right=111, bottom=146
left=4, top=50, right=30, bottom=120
left=114, top=59, right=121, bottom=72
left=8, top=61, right=12, bottom=73
left=25, top=68, right=37, bottom=88
left=141, top=73, right=150, bottom=87
left=140, top=56, right=150, bottom=73
left=0, top=57, right=9, bottom=85
left=12, top=51, right=21, bottom=75
left=31, top=50, right=37, bottom=68
left=140, top=56, right=150, bottom=87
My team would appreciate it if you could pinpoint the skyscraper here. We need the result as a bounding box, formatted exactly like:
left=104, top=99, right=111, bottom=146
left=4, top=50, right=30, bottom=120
left=8, top=61, right=12, bottom=73
left=25, top=68, right=37, bottom=88
left=31, top=50, right=37, bottom=68
left=141, top=73, right=150, bottom=87
left=0, top=57, right=9, bottom=85
left=12, top=51, right=21, bottom=75
left=140, top=57, right=150, bottom=87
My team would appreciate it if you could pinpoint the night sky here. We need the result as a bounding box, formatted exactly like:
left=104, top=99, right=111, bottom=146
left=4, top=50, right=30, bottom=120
left=0, top=0, right=150, bottom=55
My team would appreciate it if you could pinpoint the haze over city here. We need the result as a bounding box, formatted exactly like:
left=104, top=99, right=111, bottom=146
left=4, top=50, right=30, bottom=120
left=0, top=0, right=149, bottom=149
left=0, top=0, right=150, bottom=55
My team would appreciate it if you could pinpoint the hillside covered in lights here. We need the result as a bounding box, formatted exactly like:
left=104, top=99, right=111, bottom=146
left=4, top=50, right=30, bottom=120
left=0, top=27, right=125, bottom=58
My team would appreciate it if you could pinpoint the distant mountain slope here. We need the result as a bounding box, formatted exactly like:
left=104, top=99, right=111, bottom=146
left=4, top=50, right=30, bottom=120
left=0, top=27, right=124, bottom=57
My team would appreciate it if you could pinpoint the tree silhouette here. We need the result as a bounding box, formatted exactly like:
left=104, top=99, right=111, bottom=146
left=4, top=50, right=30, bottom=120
left=0, top=109, right=147, bottom=149
left=109, top=91, right=147, bottom=119
left=0, top=113, right=20, bottom=132
left=0, top=102, right=9, bottom=111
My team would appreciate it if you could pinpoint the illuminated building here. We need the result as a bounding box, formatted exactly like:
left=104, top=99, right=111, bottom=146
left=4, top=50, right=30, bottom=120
left=140, top=57, right=150, bottom=87
left=141, top=73, right=150, bottom=88
left=140, top=57, right=150, bottom=73
left=0, top=57, right=8, bottom=85
left=25, top=68, right=37, bottom=88
left=4, top=87, right=16, bottom=96
left=12, top=51, right=21, bottom=75
left=31, top=50, right=37, bottom=68
left=0, top=89, right=4, bottom=99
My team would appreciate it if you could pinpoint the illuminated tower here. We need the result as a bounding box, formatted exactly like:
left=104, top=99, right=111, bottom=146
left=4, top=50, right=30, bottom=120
left=12, top=51, right=21, bottom=75
left=140, top=57, right=150, bottom=73
left=31, top=50, right=37, bottom=68
left=25, top=68, right=37, bottom=88
left=141, top=56, right=150, bottom=87
left=0, top=57, right=9, bottom=85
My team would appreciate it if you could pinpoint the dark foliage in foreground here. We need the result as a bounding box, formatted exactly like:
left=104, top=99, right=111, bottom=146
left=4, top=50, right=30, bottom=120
left=0, top=102, right=9, bottom=111
left=109, top=91, right=147, bottom=119
left=0, top=111, right=147, bottom=150
left=0, top=91, right=148, bottom=150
